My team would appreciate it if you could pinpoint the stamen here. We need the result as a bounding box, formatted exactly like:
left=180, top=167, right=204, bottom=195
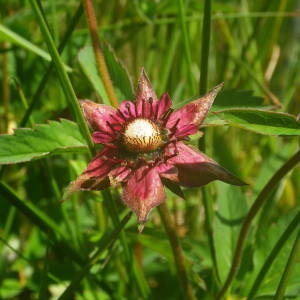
left=109, top=113, right=122, bottom=124
left=149, top=98, right=153, bottom=118
left=160, top=108, right=174, bottom=124
left=106, top=120, right=116, bottom=132
left=134, top=102, right=138, bottom=116
left=170, top=118, right=180, bottom=131
left=117, top=109, right=127, bottom=121
left=141, top=99, right=145, bottom=117
left=125, top=103, right=132, bottom=118
left=153, top=101, right=159, bottom=120
left=122, top=118, right=162, bottom=153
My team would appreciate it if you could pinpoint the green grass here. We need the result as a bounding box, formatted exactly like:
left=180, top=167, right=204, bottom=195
left=0, top=0, right=299, bottom=299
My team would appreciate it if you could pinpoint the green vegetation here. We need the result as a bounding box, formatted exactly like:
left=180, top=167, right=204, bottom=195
left=0, top=0, right=299, bottom=299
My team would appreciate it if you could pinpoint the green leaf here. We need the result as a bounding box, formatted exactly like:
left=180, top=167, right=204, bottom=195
left=212, top=89, right=265, bottom=110
left=250, top=210, right=300, bottom=298
left=78, top=45, right=134, bottom=105
left=78, top=46, right=110, bottom=105
left=211, top=109, right=300, bottom=135
left=214, top=183, right=248, bottom=283
left=127, top=229, right=174, bottom=262
left=0, top=119, right=88, bottom=165
left=102, top=43, right=134, bottom=100
left=0, top=24, right=71, bottom=72
left=0, top=24, right=51, bottom=61
left=175, top=89, right=265, bottom=111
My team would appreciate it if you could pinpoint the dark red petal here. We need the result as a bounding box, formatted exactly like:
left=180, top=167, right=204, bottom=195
left=63, top=149, right=118, bottom=198
left=119, top=100, right=137, bottom=118
left=136, top=69, right=158, bottom=105
left=136, top=98, right=152, bottom=118
left=92, top=131, right=115, bottom=144
left=109, top=166, right=132, bottom=185
left=166, top=142, right=246, bottom=187
left=80, top=100, right=122, bottom=132
left=156, top=162, right=176, bottom=174
left=166, top=83, right=223, bottom=134
left=156, top=93, right=172, bottom=119
left=173, top=124, right=198, bottom=138
left=122, top=166, right=165, bottom=223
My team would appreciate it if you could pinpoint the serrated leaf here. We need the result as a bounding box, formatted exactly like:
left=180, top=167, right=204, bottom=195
left=0, top=119, right=88, bottom=165
left=175, top=89, right=265, bottom=111
left=78, top=45, right=134, bottom=105
left=212, top=109, right=300, bottom=135
left=212, top=89, right=265, bottom=110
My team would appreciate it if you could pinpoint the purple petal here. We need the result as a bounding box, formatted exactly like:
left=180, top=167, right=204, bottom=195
left=64, top=149, right=118, bottom=197
left=92, top=131, right=115, bottom=144
left=173, top=124, right=198, bottom=138
left=156, top=93, right=172, bottom=119
left=136, top=98, right=153, bottom=118
left=119, top=100, right=137, bottom=119
left=122, top=166, right=165, bottom=223
left=80, top=100, right=122, bottom=132
left=136, top=69, right=158, bottom=105
left=166, top=142, right=246, bottom=187
left=109, top=166, right=131, bottom=185
left=166, top=83, right=223, bottom=135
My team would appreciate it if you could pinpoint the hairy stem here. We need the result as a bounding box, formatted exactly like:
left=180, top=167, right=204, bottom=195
left=29, top=0, right=94, bottom=156
left=83, top=0, right=118, bottom=108
left=158, top=202, right=196, bottom=300
left=198, top=0, right=220, bottom=291
left=21, top=3, right=84, bottom=127
left=199, top=0, right=211, bottom=94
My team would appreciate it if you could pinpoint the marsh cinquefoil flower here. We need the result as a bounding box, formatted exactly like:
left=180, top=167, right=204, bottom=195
left=67, top=70, right=245, bottom=222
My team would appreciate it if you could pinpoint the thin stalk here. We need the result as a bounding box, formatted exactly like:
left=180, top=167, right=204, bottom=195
left=15, top=79, right=77, bottom=248
left=1, top=41, right=10, bottom=133
left=247, top=211, right=300, bottom=299
left=29, top=0, right=94, bottom=155
left=102, top=189, right=150, bottom=298
left=273, top=229, right=300, bottom=300
left=0, top=181, right=85, bottom=265
left=177, top=0, right=196, bottom=94
left=21, top=2, right=84, bottom=127
left=158, top=202, right=196, bottom=300
left=216, top=150, right=300, bottom=299
left=198, top=0, right=220, bottom=289
left=199, top=0, right=211, bottom=94
left=57, top=212, right=132, bottom=300
left=83, top=0, right=118, bottom=108
left=38, top=245, right=49, bottom=300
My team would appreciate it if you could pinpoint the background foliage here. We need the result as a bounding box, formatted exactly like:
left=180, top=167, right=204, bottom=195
left=0, top=0, right=299, bottom=299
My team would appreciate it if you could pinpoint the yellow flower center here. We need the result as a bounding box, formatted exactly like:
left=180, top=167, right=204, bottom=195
left=122, top=118, right=162, bottom=153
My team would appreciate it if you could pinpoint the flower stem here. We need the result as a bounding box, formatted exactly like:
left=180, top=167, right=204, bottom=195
left=199, top=0, right=211, bottom=95
left=177, top=0, right=196, bottom=94
left=216, top=149, right=300, bottom=299
left=29, top=0, right=94, bottom=156
left=273, top=229, right=300, bottom=300
left=198, top=0, right=220, bottom=290
left=158, top=202, right=196, bottom=300
left=21, top=2, right=84, bottom=127
left=83, top=0, right=118, bottom=108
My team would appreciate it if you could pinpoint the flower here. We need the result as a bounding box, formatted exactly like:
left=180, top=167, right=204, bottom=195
left=66, top=70, right=245, bottom=223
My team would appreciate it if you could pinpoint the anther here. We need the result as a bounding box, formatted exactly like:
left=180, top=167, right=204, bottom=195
left=122, top=118, right=162, bottom=153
